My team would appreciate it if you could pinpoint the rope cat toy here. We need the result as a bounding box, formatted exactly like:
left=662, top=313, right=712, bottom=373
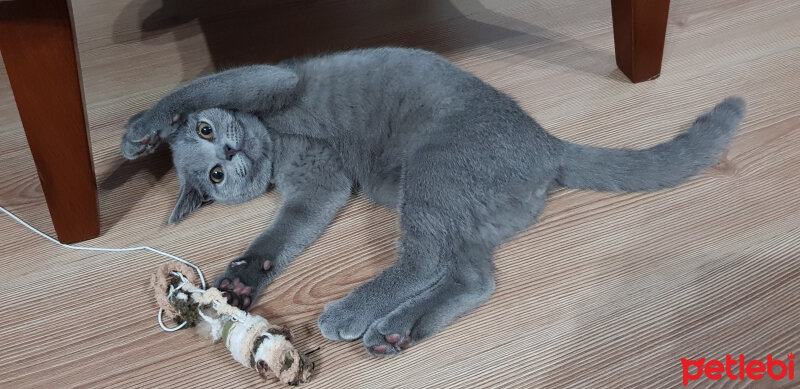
left=152, top=263, right=314, bottom=385
left=1, top=206, right=314, bottom=386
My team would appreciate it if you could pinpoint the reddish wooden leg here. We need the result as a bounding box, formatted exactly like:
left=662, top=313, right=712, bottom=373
left=0, top=0, right=99, bottom=243
left=610, top=0, right=671, bottom=83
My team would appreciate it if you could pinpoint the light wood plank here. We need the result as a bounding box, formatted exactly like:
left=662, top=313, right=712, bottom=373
left=1, top=0, right=798, bottom=387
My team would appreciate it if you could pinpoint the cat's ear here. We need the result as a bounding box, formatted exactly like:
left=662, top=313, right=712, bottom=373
left=168, top=185, right=206, bottom=224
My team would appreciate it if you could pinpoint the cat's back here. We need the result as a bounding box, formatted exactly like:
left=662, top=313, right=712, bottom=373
left=293, top=47, right=458, bottom=78
left=288, top=47, right=473, bottom=103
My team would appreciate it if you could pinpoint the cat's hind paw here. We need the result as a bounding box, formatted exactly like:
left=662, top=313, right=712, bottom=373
left=364, top=329, right=413, bottom=357
left=317, top=298, right=375, bottom=341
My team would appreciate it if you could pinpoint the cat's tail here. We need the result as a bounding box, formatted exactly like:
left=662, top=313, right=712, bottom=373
left=556, top=97, right=745, bottom=192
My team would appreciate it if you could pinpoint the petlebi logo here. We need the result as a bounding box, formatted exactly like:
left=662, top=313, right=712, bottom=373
left=681, top=353, right=795, bottom=386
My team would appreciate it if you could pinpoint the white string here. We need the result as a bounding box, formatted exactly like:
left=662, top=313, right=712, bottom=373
left=0, top=205, right=206, bottom=332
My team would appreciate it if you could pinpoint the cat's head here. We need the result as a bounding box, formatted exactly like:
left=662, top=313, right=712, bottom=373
left=167, top=108, right=274, bottom=223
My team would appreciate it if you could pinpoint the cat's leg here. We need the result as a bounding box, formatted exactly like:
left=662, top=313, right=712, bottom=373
left=357, top=183, right=543, bottom=356
left=319, top=140, right=549, bottom=349
left=122, top=65, right=298, bottom=160
left=318, top=152, right=500, bottom=341
left=215, top=176, right=351, bottom=310
left=317, top=220, right=453, bottom=341
left=362, top=245, right=495, bottom=356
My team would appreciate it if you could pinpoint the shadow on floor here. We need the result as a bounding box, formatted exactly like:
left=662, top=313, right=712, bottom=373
left=113, top=0, right=615, bottom=80
left=97, top=146, right=173, bottom=233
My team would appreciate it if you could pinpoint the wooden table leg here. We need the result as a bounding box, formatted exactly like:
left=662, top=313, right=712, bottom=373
left=0, top=0, right=99, bottom=243
left=610, top=0, right=671, bottom=83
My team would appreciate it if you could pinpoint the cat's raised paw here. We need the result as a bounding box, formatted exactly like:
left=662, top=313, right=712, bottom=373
left=120, top=109, right=178, bottom=160
left=121, top=131, right=161, bottom=160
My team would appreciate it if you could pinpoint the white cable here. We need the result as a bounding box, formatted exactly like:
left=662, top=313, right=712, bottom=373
left=1, top=205, right=206, bottom=332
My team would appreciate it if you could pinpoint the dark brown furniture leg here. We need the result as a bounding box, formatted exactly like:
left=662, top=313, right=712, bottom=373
left=0, top=0, right=99, bottom=243
left=610, top=0, right=671, bottom=83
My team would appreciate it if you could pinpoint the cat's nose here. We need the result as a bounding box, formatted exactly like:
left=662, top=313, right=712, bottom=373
left=224, top=144, right=238, bottom=160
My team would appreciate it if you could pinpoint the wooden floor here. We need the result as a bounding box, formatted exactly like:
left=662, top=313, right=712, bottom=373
left=1, top=0, right=798, bottom=387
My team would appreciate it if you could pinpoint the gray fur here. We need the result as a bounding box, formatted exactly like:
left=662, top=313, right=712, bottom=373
left=121, top=47, right=745, bottom=356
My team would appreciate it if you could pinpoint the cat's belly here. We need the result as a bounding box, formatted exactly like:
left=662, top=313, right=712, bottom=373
left=359, top=165, right=402, bottom=209
left=335, top=134, right=408, bottom=209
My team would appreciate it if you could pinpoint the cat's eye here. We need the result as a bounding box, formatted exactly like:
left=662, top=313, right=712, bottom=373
left=209, top=165, right=224, bottom=183
left=197, top=121, right=213, bottom=140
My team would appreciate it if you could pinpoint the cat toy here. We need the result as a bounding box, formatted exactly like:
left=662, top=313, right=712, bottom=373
left=0, top=206, right=314, bottom=385
left=151, top=263, right=314, bottom=386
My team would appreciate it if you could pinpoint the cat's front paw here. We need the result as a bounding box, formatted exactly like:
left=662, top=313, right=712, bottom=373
left=121, top=131, right=161, bottom=160
left=120, top=110, right=179, bottom=160
left=213, top=255, right=274, bottom=310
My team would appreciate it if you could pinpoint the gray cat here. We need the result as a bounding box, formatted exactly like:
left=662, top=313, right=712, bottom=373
left=121, top=47, right=745, bottom=356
